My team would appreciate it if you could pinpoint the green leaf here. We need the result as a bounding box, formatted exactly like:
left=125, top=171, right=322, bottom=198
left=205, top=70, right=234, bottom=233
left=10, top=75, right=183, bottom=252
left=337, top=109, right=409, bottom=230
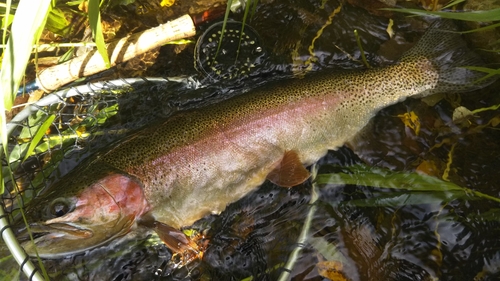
left=382, top=8, right=500, bottom=22
left=46, top=7, right=70, bottom=36
left=8, top=142, right=27, bottom=165
left=59, top=47, right=76, bottom=63
left=88, top=0, right=110, bottom=67
left=23, top=114, right=55, bottom=162
left=18, top=110, right=49, bottom=139
left=1, top=13, right=14, bottom=31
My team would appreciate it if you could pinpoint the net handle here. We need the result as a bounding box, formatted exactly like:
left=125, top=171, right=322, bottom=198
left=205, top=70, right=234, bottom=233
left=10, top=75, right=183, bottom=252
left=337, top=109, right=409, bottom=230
left=0, top=207, right=45, bottom=280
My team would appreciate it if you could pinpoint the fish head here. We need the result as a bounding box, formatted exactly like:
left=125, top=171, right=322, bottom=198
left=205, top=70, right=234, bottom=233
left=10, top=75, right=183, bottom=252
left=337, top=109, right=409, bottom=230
left=17, top=173, right=150, bottom=258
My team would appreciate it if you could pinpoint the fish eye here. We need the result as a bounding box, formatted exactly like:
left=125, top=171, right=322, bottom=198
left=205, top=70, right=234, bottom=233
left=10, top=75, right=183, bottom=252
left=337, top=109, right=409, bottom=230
left=49, top=198, right=73, bottom=218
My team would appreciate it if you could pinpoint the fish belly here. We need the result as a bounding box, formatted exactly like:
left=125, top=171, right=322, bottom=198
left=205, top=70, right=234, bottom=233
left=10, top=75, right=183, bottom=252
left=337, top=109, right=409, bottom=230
left=141, top=94, right=347, bottom=229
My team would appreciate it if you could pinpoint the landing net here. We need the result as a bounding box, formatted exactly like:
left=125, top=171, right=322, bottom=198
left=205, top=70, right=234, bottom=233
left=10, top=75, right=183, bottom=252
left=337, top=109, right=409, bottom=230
left=0, top=76, right=199, bottom=280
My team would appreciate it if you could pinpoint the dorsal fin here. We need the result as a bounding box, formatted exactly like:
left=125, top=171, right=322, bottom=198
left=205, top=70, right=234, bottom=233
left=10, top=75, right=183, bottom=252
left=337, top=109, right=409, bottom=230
left=266, top=150, right=310, bottom=188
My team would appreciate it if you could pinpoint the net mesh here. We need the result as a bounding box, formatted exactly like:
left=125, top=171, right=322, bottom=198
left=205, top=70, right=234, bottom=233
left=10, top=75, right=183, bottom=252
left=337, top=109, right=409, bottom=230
left=0, top=20, right=268, bottom=279
left=0, top=77, right=200, bottom=279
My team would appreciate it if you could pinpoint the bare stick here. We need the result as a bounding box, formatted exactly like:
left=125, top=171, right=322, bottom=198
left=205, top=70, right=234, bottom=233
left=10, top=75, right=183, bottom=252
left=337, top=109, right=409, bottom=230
left=36, top=14, right=196, bottom=92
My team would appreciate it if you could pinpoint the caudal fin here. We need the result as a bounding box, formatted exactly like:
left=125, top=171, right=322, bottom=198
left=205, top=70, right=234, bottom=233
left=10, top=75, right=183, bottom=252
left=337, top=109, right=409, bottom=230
left=401, top=20, right=495, bottom=95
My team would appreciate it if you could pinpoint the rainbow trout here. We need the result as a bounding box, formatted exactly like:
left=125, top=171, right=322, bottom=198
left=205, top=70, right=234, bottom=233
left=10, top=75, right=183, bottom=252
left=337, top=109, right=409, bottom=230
left=18, top=20, right=492, bottom=258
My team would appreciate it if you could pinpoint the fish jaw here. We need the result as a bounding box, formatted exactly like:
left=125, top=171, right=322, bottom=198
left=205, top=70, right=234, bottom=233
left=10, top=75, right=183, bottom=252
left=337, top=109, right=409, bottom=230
left=21, top=173, right=150, bottom=259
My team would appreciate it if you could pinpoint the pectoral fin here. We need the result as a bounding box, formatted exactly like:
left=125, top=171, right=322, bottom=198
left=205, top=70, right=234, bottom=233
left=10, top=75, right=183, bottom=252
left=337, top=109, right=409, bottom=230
left=266, top=150, right=310, bottom=188
left=139, top=216, right=199, bottom=254
left=153, top=221, right=200, bottom=253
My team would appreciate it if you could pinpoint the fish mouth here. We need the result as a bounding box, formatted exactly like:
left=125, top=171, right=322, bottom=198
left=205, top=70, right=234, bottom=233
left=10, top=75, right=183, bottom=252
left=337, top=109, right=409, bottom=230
left=17, top=222, right=94, bottom=258
left=18, top=222, right=92, bottom=240
left=17, top=218, right=133, bottom=258
left=18, top=222, right=93, bottom=241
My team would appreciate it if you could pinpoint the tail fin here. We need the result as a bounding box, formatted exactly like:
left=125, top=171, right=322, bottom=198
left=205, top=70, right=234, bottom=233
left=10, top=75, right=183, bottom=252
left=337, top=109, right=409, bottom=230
left=401, top=20, right=495, bottom=95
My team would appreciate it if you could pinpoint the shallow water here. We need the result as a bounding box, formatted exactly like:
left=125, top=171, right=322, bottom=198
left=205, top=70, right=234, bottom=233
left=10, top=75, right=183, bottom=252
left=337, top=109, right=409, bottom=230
left=2, top=0, right=500, bottom=280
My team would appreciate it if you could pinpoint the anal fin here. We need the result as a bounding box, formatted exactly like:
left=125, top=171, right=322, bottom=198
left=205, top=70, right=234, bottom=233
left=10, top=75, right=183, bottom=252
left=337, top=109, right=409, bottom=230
left=266, top=150, right=310, bottom=188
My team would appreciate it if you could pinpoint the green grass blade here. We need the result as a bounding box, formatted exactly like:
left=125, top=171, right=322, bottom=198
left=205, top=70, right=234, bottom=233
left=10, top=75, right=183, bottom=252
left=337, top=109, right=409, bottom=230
left=0, top=165, right=3, bottom=200
left=314, top=165, right=455, bottom=190
left=469, top=208, right=500, bottom=222
left=382, top=8, right=500, bottom=22
left=0, top=0, right=13, bottom=197
left=460, top=21, right=500, bottom=33
left=213, top=0, right=233, bottom=63
left=1, top=0, right=13, bottom=45
left=344, top=190, right=474, bottom=207
left=250, top=0, right=259, bottom=19
left=315, top=165, right=500, bottom=204
left=463, top=66, right=500, bottom=75
left=88, top=0, right=110, bottom=67
left=0, top=0, right=52, bottom=156
left=1, top=14, right=14, bottom=34
left=354, top=29, right=370, bottom=68
left=443, top=0, right=465, bottom=10
left=22, top=114, right=55, bottom=162
left=0, top=2, right=51, bottom=274
left=236, top=0, right=254, bottom=62
left=463, top=66, right=500, bottom=82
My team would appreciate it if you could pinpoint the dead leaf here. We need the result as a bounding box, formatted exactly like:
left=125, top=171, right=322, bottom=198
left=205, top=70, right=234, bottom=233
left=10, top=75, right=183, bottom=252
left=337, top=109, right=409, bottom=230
left=161, top=0, right=175, bottom=7
left=79, top=0, right=88, bottom=13
left=452, top=106, right=473, bottom=126
left=416, top=160, right=440, bottom=177
left=317, top=260, right=350, bottom=281
left=397, top=111, right=420, bottom=135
